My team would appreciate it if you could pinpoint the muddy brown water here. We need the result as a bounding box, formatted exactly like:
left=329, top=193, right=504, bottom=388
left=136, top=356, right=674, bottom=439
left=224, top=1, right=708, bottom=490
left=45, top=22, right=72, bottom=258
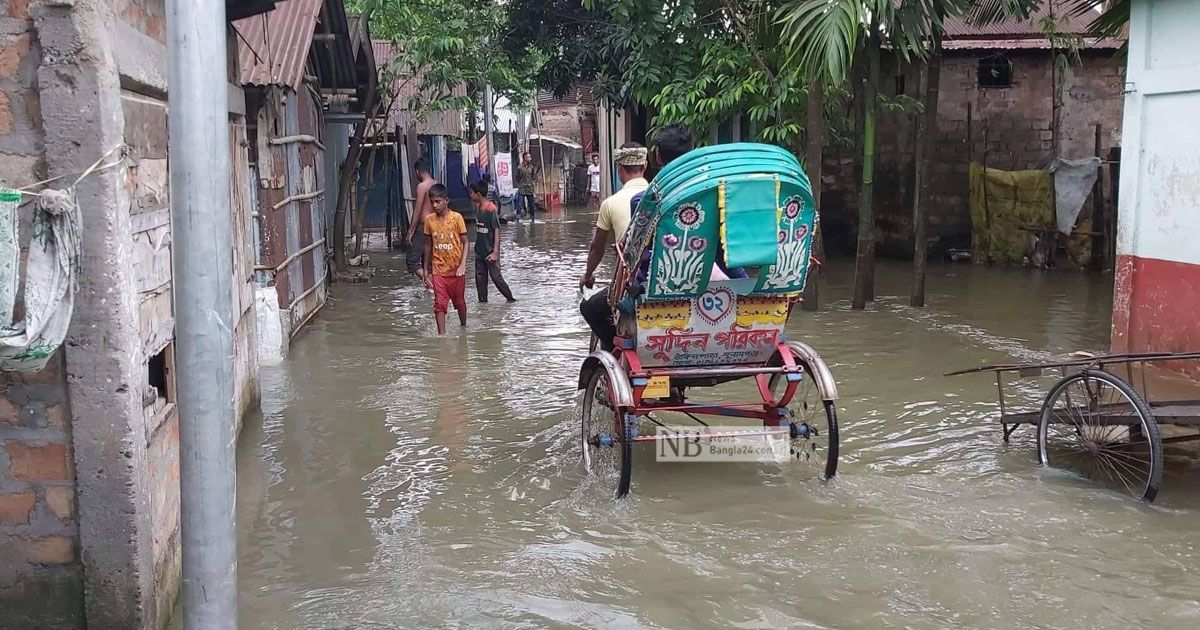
left=235, top=213, right=1200, bottom=628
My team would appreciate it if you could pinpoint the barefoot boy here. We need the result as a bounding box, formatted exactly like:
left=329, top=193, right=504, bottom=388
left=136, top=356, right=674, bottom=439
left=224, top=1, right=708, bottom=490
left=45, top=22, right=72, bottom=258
left=423, top=185, right=468, bottom=334
left=468, top=178, right=515, bottom=303
left=406, top=159, right=436, bottom=290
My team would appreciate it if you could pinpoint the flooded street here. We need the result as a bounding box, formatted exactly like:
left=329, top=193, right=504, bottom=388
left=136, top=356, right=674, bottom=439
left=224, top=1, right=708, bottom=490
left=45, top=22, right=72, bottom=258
left=236, top=213, right=1200, bottom=629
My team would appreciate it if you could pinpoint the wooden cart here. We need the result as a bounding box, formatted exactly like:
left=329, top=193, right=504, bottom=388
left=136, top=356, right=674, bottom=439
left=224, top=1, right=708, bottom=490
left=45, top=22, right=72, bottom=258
left=948, top=352, right=1200, bottom=502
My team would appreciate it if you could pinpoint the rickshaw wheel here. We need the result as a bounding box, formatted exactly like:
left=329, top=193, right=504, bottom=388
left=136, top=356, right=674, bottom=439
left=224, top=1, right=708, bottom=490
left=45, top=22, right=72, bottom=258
left=1037, top=370, right=1162, bottom=502
left=769, top=367, right=839, bottom=480
left=581, top=369, right=633, bottom=498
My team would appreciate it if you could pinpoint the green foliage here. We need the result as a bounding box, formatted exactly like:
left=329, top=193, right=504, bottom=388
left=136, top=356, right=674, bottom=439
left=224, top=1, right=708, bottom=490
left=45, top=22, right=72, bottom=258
left=527, top=1, right=839, bottom=150
left=777, top=0, right=975, bottom=86
left=503, top=0, right=620, bottom=98
left=350, top=0, right=544, bottom=119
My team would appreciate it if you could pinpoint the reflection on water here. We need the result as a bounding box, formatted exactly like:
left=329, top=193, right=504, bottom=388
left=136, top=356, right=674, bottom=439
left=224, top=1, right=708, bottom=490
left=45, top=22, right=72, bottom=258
left=237, top=214, right=1200, bottom=629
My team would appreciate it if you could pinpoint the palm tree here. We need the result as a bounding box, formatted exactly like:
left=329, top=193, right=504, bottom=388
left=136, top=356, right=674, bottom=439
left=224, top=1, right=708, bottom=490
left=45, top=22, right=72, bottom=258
left=779, top=0, right=969, bottom=310
left=781, top=0, right=1125, bottom=310
left=973, top=1, right=1128, bottom=38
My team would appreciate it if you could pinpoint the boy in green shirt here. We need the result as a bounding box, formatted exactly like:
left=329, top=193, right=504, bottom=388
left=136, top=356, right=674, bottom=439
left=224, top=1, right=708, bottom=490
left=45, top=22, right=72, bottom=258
left=468, top=178, right=516, bottom=303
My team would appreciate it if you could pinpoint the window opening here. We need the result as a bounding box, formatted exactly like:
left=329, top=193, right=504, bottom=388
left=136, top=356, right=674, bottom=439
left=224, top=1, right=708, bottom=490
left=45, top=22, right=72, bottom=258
left=978, top=55, right=1013, bottom=88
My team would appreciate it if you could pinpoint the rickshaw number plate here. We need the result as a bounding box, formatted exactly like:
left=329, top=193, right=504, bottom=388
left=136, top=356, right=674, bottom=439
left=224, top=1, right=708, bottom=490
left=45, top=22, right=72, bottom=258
left=644, top=376, right=670, bottom=398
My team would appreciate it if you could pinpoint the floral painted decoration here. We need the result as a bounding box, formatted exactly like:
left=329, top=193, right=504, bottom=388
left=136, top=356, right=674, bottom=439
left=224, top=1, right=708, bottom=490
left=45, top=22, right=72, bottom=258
left=675, top=203, right=705, bottom=230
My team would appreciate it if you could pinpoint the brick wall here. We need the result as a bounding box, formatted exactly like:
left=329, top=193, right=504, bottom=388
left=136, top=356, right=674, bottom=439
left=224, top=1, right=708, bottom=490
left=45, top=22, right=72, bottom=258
left=536, top=103, right=584, bottom=145
left=107, top=0, right=166, bottom=43
left=3, top=1, right=261, bottom=626
left=0, top=358, right=84, bottom=628
left=0, top=2, right=84, bottom=626
left=820, top=49, right=1125, bottom=257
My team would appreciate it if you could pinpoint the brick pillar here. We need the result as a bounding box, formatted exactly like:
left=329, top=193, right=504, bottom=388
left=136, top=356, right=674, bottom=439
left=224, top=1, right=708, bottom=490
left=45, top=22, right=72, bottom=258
left=32, top=1, right=156, bottom=628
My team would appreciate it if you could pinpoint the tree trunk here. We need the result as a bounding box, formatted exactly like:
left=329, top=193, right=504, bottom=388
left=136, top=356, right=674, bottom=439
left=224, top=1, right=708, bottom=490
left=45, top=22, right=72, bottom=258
left=332, top=81, right=379, bottom=274
left=852, top=30, right=880, bottom=310
left=911, top=45, right=942, bottom=307
left=802, top=76, right=825, bottom=312
left=468, top=104, right=478, bottom=143
left=353, top=140, right=381, bottom=257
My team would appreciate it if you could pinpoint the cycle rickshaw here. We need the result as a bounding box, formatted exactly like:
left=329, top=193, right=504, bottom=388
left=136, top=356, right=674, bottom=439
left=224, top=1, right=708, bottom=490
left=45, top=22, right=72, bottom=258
left=578, top=143, right=840, bottom=497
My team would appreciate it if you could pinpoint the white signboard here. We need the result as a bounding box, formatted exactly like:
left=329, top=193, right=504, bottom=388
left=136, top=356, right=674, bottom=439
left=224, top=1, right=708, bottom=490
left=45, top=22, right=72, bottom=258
left=635, top=287, right=790, bottom=368
left=494, top=153, right=515, bottom=197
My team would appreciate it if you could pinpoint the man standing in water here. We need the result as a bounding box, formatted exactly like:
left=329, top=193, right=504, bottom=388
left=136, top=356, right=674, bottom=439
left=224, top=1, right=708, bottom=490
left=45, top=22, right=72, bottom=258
left=406, top=159, right=436, bottom=290
left=423, top=185, right=469, bottom=334
left=578, top=142, right=649, bottom=351
left=587, top=153, right=601, bottom=211
left=516, top=151, right=538, bottom=222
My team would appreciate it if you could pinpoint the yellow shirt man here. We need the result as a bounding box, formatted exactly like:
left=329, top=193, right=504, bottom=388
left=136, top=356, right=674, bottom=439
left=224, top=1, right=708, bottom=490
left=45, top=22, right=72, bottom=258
left=596, top=177, right=649, bottom=244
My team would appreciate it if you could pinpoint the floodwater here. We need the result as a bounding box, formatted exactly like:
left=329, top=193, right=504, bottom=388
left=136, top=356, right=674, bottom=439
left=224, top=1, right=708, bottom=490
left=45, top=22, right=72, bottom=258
left=236, top=212, right=1200, bottom=629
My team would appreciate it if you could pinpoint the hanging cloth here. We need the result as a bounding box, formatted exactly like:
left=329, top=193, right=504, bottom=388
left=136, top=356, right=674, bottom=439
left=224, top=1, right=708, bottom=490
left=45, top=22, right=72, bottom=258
left=1050, top=157, right=1102, bottom=234
left=0, top=187, right=82, bottom=372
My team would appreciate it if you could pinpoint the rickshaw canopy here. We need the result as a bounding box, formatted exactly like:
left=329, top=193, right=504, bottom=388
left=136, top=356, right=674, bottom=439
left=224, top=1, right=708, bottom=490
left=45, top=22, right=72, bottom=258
left=622, top=143, right=817, bottom=300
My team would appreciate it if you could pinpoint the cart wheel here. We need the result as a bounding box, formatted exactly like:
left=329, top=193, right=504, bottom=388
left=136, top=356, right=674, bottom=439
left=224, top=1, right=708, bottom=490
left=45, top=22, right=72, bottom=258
left=769, top=365, right=839, bottom=480
left=1037, top=370, right=1162, bottom=502
left=581, top=369, right=633, bottom=498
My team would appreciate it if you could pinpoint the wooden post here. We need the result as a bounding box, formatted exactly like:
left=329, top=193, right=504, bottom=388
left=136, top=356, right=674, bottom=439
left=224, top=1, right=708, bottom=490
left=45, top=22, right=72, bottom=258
left=1108, top=146, right=1120, bottom=267
left=802, top=77, right=825, bottom=312
left=912, top=46, right=942, bottom=307
left=532, top=93, right=548, bottom=223
left=385, top=142, right=393, bottom=250
left=966, top=102, right=974, bottom=166
left=982, top=118, right=991, bottom=264
left=1091, top=123, right=1106, bottom=270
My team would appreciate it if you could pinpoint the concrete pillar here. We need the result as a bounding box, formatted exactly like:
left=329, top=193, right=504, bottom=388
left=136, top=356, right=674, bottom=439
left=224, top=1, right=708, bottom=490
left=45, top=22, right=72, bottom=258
left=31, top=1, right=156, bottom=628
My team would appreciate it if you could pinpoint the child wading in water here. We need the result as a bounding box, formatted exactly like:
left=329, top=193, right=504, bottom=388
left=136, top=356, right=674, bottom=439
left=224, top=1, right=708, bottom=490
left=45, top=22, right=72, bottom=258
left=423, top=184, right=468, bottom=334
left=468, top=178, right=516, bottom=303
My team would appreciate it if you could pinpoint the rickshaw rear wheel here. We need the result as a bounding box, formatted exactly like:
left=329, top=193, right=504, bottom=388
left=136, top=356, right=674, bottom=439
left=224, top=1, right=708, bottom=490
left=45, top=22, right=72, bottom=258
left=769, top=366, right=839, bottom=480
left=581, top=368, right=633, bottom=498
left=1037, top=370, right=1162, bottom=502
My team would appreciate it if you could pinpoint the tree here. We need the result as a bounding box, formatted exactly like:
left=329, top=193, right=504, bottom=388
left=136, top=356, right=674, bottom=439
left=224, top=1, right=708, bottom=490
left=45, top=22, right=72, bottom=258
left=504, top=0, right=620, bottom=98
left=780, top=0, right=975, bottom=309
left=512, top=1, right=854, bottom=310
left=910, top=33, right=941, bottom=307
left=328, top=0, right=542, bottom=272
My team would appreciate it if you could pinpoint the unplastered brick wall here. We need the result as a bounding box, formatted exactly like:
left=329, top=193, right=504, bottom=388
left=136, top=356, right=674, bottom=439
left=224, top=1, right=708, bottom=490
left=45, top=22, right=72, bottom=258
left=0, top=4, right=85, bottom=628
left=536, top=104, right=584, bottom=145
left=819, top=49, right=1125, bottom=256
left=0, top=358, right=84, bottom=628
left=1, top=0, right=43, bottom=189
left=107, top=0, right=166, bottom=43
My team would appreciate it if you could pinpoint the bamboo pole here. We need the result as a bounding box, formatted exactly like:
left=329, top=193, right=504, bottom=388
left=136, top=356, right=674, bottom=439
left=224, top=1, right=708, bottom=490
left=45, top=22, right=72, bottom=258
left=852, top=26, right=881, bottom=310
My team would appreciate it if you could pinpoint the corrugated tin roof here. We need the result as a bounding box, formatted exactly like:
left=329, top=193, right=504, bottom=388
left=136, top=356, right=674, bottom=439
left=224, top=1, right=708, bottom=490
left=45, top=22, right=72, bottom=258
left=944, top=3, right=1122, bottom=49
left=233, top=0, right=322, bottom=90
left=227, top=0, right=278, bottom=21
left=373, top=40, right=465, bottom=137
left=537, top=85, right=595, bottom=109
left=943, top=36, right=1118, bottom=51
